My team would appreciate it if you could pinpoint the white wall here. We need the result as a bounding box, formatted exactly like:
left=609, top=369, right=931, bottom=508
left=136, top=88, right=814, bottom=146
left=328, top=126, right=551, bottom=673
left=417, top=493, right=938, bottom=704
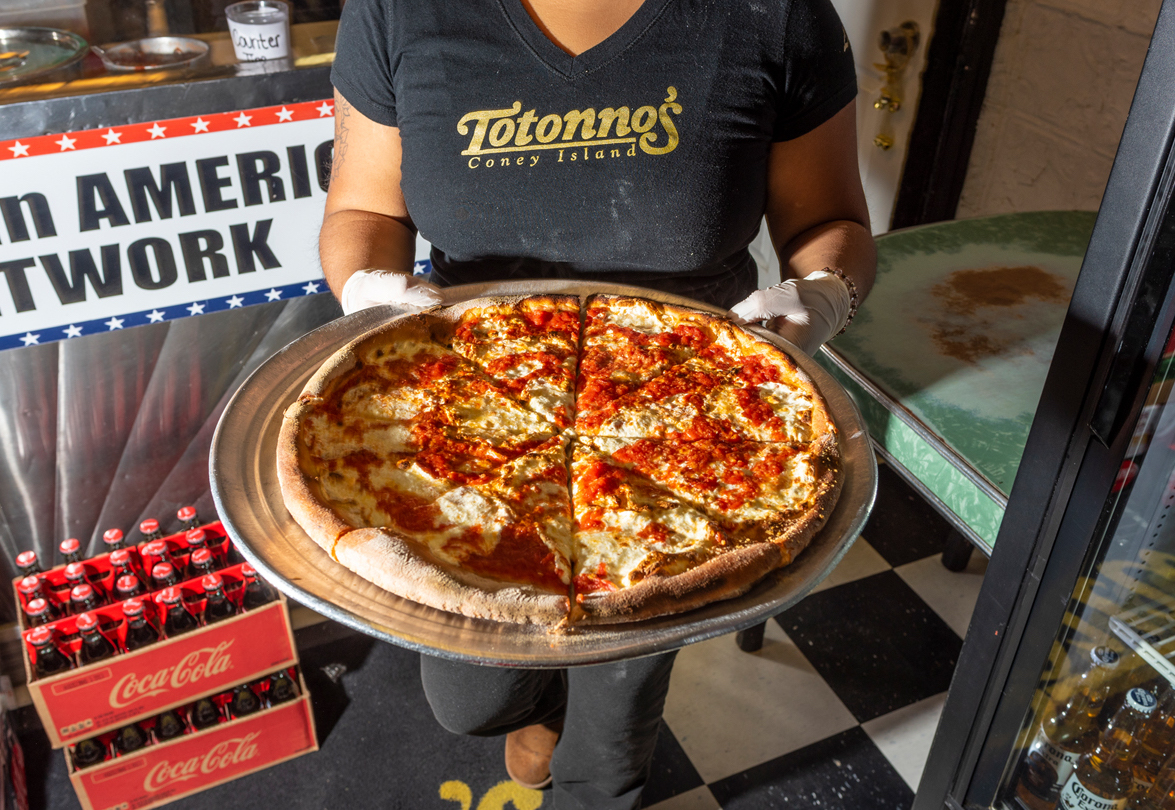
left=956, top=0, right=1161, bottom=218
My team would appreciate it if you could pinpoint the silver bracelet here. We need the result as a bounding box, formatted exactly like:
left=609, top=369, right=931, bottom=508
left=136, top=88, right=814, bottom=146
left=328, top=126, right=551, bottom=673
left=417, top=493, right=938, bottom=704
left=826, top=267, right=859, bottom=337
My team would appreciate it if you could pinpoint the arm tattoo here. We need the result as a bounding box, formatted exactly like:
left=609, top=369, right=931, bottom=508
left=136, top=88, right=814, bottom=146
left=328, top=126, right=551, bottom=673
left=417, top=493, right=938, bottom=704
left=330, top=95, right=353, bottom=184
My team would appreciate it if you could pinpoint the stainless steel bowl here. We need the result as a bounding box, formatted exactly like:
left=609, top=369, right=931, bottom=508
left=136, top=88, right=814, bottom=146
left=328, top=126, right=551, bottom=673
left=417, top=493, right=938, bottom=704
left=92, top=36, right=209, bottom=71
left=0, top=27, right=87, bottom=84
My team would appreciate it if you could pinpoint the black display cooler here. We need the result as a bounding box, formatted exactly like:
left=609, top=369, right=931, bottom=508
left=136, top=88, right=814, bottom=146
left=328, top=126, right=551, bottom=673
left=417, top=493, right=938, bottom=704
left=914, top=1, right=1175, bottom=807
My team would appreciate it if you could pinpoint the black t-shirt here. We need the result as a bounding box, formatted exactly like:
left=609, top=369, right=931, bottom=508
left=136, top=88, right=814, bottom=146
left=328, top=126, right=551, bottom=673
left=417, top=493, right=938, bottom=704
left=332, top=0, right=855, bottom=306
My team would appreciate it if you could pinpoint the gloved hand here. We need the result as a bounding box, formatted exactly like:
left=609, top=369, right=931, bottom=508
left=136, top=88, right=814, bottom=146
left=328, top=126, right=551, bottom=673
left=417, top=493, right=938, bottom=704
left=340, top=269, right=444, bottom=315
left=729, top=270, right=853, bottom=355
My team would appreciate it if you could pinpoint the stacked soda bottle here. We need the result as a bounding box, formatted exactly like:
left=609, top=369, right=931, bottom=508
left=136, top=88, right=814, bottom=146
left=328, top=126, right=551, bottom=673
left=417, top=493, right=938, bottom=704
left=1017, top=646, right=1122, bottom=809
left=67, top=668, right=302, bottom=770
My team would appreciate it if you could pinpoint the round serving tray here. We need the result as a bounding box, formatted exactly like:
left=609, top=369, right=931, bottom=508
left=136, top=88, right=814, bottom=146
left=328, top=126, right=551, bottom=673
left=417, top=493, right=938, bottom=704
left=209, top=280, right=877, bottom=667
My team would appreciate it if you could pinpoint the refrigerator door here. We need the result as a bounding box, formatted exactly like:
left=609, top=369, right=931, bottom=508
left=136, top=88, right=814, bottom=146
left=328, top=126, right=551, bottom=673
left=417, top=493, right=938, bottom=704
left=914, top=2, right=1175, bottom=807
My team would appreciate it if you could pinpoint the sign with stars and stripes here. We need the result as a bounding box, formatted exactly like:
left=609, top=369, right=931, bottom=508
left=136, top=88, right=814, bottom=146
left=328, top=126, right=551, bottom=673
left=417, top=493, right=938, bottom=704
left=0, top=99, right=344, bottom=351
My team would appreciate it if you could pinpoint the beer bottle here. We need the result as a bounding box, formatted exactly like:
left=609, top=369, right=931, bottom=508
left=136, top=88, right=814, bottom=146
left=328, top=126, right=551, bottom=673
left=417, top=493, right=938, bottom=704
left=71, top=737, right=107, bottom=770
left=160, top=588, right=198, bottom=637
left=190, top=696, right=221, bottom=730
left=101, top=528, right=125, bottom=554
left=113, top=723, right=147, bottom=756
left=1017, top=646, right=1122, bottom=810
left=1060, top=687, right=1157, bottom=809
left=138, top=519, right=162, bottom=543
left=150, top=562, right=179, bottom=592
left=228, top=684, right=260, bottom=719
left=28, top=626, right=73, bottom=678
left=241, top=563, right=277, bottom=610
left=202, top=574, right=237, bottom=623
left=154, top=709, right=185, bottom=742
left=23, top=598, right=53, bottom=628
left=70, top=584, right=102, bottom=615
left=59, top=538, right=82, bottom=565
left=1130, top=748, right=1175, bottom=809
left=188, top=548, right=216, bottom=580
left=76, top=612, right=116, bottom=665
left=115, top=573, right=145, bottom=602
left=1134, top=687, right=1175, bottom=793
left=15, top=550, right=41, bottom=578
left=109, top=548, right=138, bottom=579
left=266, top=669, right=298, bottom=705
left=177, top=506, right=200, bottom=532
left=122, top=599, right=159, bottom=652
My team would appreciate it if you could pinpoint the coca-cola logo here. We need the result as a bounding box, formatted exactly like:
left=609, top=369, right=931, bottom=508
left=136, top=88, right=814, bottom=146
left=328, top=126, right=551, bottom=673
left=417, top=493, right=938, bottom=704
left=142, top=733, right=260, bottom=793
left=108, top=642, right=234, bottom=708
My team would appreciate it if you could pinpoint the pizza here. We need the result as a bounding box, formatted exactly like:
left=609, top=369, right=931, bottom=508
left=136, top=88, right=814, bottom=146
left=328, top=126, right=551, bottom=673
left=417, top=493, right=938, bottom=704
left=276, top=293, right=843, bottom=627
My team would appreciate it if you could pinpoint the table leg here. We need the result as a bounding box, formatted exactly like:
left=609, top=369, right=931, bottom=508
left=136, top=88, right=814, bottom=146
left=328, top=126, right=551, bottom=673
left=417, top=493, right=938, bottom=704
left=736, top=621, right=767, bottom=652
left=942, top=529, right=974, bottom=572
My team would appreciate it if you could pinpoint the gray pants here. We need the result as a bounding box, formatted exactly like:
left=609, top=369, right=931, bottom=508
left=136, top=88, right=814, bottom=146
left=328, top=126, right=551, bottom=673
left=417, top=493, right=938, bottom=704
left=420, top=651, right=678, bottom=810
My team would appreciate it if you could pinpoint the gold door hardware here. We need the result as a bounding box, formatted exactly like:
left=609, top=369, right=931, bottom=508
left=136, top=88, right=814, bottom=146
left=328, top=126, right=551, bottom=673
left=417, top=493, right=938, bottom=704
left=873, top=21, right=920, bottom=148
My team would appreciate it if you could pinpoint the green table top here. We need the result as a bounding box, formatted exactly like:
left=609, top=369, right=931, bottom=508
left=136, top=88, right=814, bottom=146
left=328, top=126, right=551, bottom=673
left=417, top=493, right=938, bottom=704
left=818, top=210, right=1097, bottom=547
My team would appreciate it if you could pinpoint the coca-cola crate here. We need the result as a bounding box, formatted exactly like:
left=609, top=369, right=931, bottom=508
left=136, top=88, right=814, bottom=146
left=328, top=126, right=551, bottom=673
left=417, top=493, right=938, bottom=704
left=67, top=674, right=316, bottom=810
left=15, top=521, right=236, bottom=629
left=22, top=581, right=296, bottom=748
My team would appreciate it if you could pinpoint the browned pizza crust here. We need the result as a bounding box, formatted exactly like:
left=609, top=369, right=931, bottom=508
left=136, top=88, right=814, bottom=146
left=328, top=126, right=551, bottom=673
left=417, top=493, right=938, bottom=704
left=756, top=431, right=843, bottom=564
left=571, top=542, right=784, bottom=625
left=276, top=396, right=355, bottom=558
left=333, top=528, right=569, bottom=625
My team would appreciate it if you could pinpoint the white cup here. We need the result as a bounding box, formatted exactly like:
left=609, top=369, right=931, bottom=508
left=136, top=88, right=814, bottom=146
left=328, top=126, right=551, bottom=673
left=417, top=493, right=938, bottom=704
left=226, top=0, right=291, bottom=62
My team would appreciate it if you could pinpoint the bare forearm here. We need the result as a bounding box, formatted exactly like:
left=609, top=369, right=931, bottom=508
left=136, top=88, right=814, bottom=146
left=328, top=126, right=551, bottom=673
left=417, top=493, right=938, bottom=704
left=319, top=210, right=417, bottom=299
left=778, top=219, right=876, bottom=300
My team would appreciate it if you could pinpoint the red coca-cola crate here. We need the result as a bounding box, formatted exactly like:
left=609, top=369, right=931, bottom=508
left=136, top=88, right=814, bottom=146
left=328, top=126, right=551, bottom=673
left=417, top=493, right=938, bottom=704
left=67, top=674, right=316, bottom=810
left=22, top=586, right=296, bottom=748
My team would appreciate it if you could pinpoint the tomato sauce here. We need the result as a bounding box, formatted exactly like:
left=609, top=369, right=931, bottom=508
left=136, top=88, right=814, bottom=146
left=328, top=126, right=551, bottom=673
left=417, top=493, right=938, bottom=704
left=460, top=524, right=567, bottom=592
left=574, top=562, right=616, bottom=594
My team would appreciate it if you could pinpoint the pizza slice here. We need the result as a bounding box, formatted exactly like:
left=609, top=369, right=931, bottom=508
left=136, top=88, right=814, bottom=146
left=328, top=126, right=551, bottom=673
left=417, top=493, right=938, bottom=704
left=440, top=295, right=580, bottom=429
left=569, top=442, right=784, bottom=624
left=279, top=429, right=575, bottom=625
left=577, top=351, right=833, bottom=443
left=583, top=435, right=841, bottom=554
left=312, top=315, right=561, bottom=441
left=576, top=295, right=724, bottom=426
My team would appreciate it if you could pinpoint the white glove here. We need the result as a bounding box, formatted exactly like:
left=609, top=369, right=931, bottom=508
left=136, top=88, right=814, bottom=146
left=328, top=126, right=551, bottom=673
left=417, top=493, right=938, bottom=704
left=729, top=270, right=852, bottom=355
left=340, top=269, right=444, bottom=315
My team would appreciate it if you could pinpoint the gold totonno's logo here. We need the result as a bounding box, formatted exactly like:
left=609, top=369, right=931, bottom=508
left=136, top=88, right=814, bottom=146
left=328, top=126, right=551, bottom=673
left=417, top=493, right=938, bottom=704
left=458, top=87, right=681, bottom=169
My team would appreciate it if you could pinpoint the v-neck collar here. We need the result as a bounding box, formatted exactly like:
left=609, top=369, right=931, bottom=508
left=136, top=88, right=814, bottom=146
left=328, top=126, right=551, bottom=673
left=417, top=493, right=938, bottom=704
left=500, top=0, right=674, bottom=77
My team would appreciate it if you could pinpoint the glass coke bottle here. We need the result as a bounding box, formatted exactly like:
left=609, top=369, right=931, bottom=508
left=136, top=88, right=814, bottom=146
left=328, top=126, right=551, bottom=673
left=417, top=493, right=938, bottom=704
left=59, top=538, right=82, bottom=565
left=22, top=598, right=53, bottom=628
left=266, top=670, right=298, bottom=705
left=188, top=548, right=216, bottom=580
left=70, top=584, right=102, bottom=615
left=102, top=528, right=126, bottom=554
left=150, top=562, right=179, bottom=592
left=76, top=612, right=116, bottom=665
left=71, top=737, right=107, bottom=770
left=160, top=588, right=198, bottom=637
left=109, top=548, right=139, bottom=580
left=177, top=506, right=199, bottom=532
left=115, top=573, right=145, bottom=602
left=15, top=550, right=41, bottom=578
left=241, top=563, right=277, bottom=610
left=64, top=562, right=102, bottom=603
left=154, top=709, right=185, bottom=742
left=140, top=540, right=173, bottom=574
left=190, top=696, right=220, bottom=730
left=122, top=598, right=159, bottom=652
left=114, top=723, right=147, bottom=756
left=28, top=626, right=73, bottom=678
left=228, top=684, right=260, bottom=719
left=138, top=519, right=163, bottom=543
left=202, top=574, right=236, bottom=623
left=1059, top=687, right=1157, bottom=809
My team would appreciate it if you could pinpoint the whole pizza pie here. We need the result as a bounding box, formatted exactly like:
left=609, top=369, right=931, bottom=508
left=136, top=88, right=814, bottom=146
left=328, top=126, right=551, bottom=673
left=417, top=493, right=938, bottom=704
left=276, top=293, right=842, bottom=627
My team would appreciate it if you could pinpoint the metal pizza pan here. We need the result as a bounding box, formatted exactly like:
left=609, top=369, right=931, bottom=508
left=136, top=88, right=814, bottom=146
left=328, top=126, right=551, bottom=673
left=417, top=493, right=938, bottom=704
left=209, top=280, right=877, bottom=667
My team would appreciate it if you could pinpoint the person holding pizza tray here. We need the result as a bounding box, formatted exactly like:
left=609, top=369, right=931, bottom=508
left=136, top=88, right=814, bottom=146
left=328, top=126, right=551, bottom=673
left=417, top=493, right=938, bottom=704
left=317, top=0, right=876, bottom=804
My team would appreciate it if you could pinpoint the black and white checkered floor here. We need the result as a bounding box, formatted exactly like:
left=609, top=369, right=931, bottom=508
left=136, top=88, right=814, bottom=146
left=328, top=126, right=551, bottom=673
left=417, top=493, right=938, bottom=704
left=18, top=463, right=988, bottom=809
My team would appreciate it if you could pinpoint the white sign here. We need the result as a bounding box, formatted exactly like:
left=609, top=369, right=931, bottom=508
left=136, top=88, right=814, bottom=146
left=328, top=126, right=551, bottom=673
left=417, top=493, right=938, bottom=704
left=0, top=99, right=348, bottom=351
